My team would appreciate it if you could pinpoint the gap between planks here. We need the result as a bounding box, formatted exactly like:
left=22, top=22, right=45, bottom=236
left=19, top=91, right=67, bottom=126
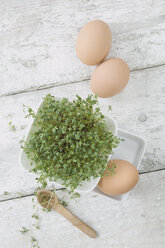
left=0, top=188, right=66, bottom=203
left=1, top=168, right=165, bottom=204
left=1, top=62, right=165, bottom=98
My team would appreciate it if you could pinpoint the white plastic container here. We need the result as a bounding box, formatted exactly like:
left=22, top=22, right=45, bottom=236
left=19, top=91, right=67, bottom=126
left=93, top=128, right=146, bottom=200
left=19, top=97, right=117, bottom=193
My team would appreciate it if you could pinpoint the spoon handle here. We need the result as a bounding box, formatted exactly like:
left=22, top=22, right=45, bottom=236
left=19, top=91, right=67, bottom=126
left=53, top=204, right=97, bottom=238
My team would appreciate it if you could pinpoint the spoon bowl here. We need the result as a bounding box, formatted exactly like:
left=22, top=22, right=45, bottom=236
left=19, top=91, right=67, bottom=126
left=37, top=189, right=59, bottom=209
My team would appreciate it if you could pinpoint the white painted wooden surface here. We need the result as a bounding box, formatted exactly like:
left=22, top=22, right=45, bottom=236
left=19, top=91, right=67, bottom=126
left=0, top=0, right=165, bottom=95
left=0, top=171, right=165, bottom=248
left=0, top=64, right=165, bottom=200
left=0, top=0, right=165, bottom=247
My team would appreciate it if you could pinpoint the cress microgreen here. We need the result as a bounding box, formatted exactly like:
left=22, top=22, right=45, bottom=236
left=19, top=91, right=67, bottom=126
left=70, top=192, right=80, bottom=199
left=20, top=226, right=29, bottom=234
left=32, top=214, right=39, bottom=220
left=3, top=191, right=10, bottom=196
left=42, top=208, right=51, bottom=212
left=60, top=200, right=68, bottom=207
left=22, top=94, right=120, bottom=192
left=31, top=237, right=40, bottom=248
left=108, top=105, right=112, bottom=111
left=9, top=121, right=16, bottom=132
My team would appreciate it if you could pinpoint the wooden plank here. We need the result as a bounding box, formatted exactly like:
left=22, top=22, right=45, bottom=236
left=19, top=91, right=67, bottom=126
left=0, top=170, right=165, bottom=248
left=0, top=0, right=165, bottom=95
left=0, top=64, right=164, bottom=200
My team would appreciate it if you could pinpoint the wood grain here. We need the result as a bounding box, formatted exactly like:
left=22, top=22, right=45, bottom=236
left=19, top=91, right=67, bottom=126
left=0, top=0, right=165, bottom=95
left=53, top=204, right=97, bottom=238
left=0, top=65, right=164, bottom=200
left=0, top=170, right=164, bottom=248
left=0, top=1, right=164, bottom=246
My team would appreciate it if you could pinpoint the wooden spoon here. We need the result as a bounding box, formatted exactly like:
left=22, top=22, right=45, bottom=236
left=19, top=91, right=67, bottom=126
left=37, top=189, right=97, bottom=238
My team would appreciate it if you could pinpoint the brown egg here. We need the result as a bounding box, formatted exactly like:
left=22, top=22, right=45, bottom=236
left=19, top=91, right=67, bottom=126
left=90, top=58, right=130, bottom=98
left=76, top=20, right=112, bottom=65
left=98, top=159, right=139, bottom=196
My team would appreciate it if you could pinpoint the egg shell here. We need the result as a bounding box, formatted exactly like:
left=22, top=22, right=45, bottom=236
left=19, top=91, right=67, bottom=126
left=98, top=159, right=139, bottom=196
left=76, top=20, right=112, bottom=65
left=90, top=58, right=130, bottom=98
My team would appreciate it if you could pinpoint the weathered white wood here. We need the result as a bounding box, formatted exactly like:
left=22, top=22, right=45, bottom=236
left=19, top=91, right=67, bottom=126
left=0, top=2, right=164, bottom=247
left=0, top=0, right=165, bottom=95
left=0, top=65, right=164, bottom=200
left=0, top=170, right=165, bottom=248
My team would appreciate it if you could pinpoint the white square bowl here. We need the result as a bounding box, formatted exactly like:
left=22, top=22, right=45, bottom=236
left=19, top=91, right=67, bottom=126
left=18, top=97, right=117, bottom=193
left=93, top=128, right=146, bottom=200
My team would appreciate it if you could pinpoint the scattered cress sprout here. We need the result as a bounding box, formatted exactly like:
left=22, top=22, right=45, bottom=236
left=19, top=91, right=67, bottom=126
left=20, top=226, right=29, bottom=234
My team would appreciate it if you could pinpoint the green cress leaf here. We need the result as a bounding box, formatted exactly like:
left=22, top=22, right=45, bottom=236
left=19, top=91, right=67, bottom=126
left=22, top=94, right=120, bottom=191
